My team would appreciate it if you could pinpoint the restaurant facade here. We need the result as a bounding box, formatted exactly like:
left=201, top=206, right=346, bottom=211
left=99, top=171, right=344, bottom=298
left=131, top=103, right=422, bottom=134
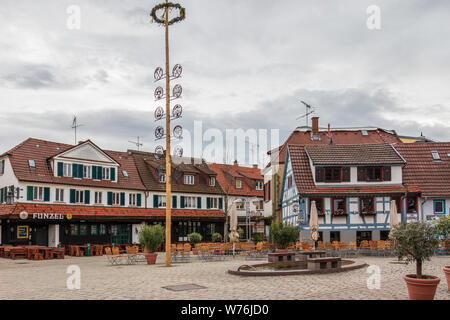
left=0, top=138, right=226, bottom=247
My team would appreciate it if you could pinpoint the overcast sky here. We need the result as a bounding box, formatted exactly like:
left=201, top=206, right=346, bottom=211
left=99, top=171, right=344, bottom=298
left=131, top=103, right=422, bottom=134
left=0, top=0, right=449, bottom=164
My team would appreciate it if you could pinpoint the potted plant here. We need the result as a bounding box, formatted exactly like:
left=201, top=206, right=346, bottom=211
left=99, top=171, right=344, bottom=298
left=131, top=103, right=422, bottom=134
left=187, top=232, right=202, bottom=255
left=212, top=232, right=223, bottom=243
left=237, top=228, right=244, bottom=238
left=390, top=221, right=440, bottom=300
left=138, top=224, right=165, bottom=265
left=269, top=221, right=299, bottom=252
left=434, top=215, right=450, bottom=289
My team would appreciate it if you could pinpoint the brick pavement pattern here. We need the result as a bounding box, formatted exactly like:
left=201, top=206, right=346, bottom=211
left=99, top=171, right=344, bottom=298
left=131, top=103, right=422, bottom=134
left=0, top=255, right=448, bottom=300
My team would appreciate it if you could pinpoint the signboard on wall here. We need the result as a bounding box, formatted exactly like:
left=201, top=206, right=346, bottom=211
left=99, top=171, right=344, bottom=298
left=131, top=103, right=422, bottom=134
left=17, top=226, right=29, bottom=239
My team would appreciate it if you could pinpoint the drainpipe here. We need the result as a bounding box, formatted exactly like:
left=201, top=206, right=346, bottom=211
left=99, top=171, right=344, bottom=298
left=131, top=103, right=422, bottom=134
left=420, top=197, right=428, bottom=223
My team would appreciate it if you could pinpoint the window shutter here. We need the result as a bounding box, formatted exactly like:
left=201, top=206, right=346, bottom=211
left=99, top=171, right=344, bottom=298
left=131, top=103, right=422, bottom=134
left=172, top=195, right=177, bottom=208
left=1, top=160, right=4, bottom=174
left=342, top=167, right=350, bottom=182
left=197, top=197, right=202, bottom=209
left=206, top=197, right=211, bottom=209
left=97, top=166, right=103, bottom=180
left=70, top=189, right=76, bottom=203
left=357, top=167, right=366, bottom=182
left=107, top=192, right=113, bottom=206
left=72, top=164, right=78, bottom=178
left=92, top=166, right=97, bottom=180
left=153, top=195, right=159, bottom=208
left=120, top=192, right=125, bottom=206
left=383, top=167, right=391, bottom=181
left=180, top=196, right=185, bottom=209
left=78, top=164, right=83, bottom=178
left=315, top=167, right=324, bottom=182
left=268, top=181, right=271, bottom=201
left=57, top=162, right=63, bottom=177
left=137, top=194, right=142, bottom=207
left=0, top=188, right=3, bottom=203
left=84, top=190, right=90, bottom=204
left=44, top=187, right=50, bottom=202
left=219, top=198, right=223, bottom=210
left=110, top=168, right=116, bottom=181
left=27, top=186, right=33, bottom=201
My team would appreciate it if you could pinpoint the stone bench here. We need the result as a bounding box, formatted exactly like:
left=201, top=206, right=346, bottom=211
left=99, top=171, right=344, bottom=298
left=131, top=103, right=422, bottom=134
left=307, top=257, right=342, bottom=271
left=296, top=250, right=326, bottom=262
left=268, top=252, right=296, bottom=263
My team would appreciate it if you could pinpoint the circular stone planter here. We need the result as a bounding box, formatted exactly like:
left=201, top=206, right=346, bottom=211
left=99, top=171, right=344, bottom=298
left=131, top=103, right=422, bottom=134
left=443, top=266, right=450, bottom=290
left=404, top=274, right=441, bottom=300
left=228, top=260, right=367, bottom=276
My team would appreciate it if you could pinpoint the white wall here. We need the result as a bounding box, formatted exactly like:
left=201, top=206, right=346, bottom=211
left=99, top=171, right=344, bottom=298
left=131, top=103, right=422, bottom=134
left=421, top=198, right=450, bottom=222
left=0, top=157, right=20, bottom=201
left=148, top=192, right=225, bottom=211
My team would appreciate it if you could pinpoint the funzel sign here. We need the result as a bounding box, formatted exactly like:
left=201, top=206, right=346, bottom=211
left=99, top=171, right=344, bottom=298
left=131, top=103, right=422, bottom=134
left=32, top=213, right=65, bottom=220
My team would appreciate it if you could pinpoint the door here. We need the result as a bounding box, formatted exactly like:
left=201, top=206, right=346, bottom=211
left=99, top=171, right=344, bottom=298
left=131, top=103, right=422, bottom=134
left=35, top=226, right=48, bottom=246
left=110, top=224, right=131, bottom=244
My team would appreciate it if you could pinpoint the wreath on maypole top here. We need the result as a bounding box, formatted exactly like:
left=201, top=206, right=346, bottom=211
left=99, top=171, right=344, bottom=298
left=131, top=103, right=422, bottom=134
left=151, top=2, right=186, bottom=25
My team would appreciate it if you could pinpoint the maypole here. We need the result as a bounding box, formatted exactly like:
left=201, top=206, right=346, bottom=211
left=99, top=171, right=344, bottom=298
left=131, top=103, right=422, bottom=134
left=151, top=1, right=185, bottom=267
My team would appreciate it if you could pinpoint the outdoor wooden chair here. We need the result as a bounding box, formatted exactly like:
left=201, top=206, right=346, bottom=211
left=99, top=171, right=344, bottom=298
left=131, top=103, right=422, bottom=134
left=303, top=242, right=313, bottom=250
left=337, top=241, right=348, bottom=258
left=105, top=247, right=123, bottom=265
left=325, top=242, right=335, bottom=256
left=316, top=241, right=324, bottom=249
left=10, top=248, right=27, bottom=260
left=359, top=240, right=370, bottom=255
left=347, top=241, right=358, bottom=257
left=111, top=247, right=120, bottom=255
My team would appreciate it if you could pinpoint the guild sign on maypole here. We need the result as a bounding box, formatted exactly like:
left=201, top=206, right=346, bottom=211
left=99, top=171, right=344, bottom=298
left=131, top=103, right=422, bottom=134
left=151, top=1, right=185, bottom=267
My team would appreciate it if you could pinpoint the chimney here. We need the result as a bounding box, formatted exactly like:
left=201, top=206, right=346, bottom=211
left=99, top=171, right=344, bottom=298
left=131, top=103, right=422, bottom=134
left=253, top=164, right=258, bottom=169
left=328, top=123, right=331, bottom=136
left=233, top=160, right=238, bottom=166
left=312, top=117, right=319, bottom=136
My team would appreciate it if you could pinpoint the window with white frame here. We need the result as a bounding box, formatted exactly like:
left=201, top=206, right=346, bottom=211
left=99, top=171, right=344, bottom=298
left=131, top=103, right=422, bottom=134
left=129, top=194, right=136, bottom=206
left=210, top=177, right=216, bottom=187
left=83, top=165, right=91, bottom=179
left=75, top=190, right=84, bottom=204
left=94, top=191, right=102, bottom=204
left=210, top=198, right=219, bottom=209
left=0, top=159, right=5, bottom=174
left=33, top=187, right=44, bottom=201
left=158, top=195, right=166, bottom=208
left=185, top=196, right=197, bottom=208
left=236, top=200, right=244, bottom=210
left=236, top=179, right=243, bottom=189
left=102, top=167, right=110, bottom=180
left=63, top=163, right=72, bottom=177
left=184, top=175, right=194, bottom=185
left=256, top=180, right=263, bottom=190
left=112, top=192, right=120, bottom=205
left=55, top=189, right=64, bottom=202
left=159, top=173, right=166, bottom=183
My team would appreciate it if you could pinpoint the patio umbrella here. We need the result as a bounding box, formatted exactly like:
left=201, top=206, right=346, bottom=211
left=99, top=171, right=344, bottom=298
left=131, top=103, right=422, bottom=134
left=310, top=200, right=319, bottom=248
left=229, top=201, right=239, bottom=255
left=389, top=200, right=399, bottom=238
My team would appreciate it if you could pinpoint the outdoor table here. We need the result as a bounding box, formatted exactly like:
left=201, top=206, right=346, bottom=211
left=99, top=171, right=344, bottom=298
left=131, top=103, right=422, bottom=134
left=52, top=248, right=65, bottom=259
left=39, top=248, right=54, bottom=260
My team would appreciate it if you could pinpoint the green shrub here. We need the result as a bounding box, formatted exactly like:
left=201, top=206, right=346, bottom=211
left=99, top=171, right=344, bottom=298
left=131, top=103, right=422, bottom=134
left=187, top=232, right=202, bottom=245
left=434, top=215, right=450, bottom=241
left=138, top=224, right=165, bottom=253
left=390, top=222, right=439, bottom=278
left=269, top=221, right=299, bottom=249
left=252, top=233, right=265, bottom=243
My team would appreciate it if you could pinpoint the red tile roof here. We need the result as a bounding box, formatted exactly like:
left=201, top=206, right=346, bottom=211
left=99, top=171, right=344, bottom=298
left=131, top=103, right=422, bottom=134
left=395, top=143, right=450, bottom=197
left=0, top=203, right=225, bottom=219
left=208, top=163, right=263, bottom=197
left=305, top=144, right=405, bottom=165
left=288, top=144, right=411, bottom=196
left=2, top=138, right=145, bottom=190
left=271, top=128, right=402, bottom=165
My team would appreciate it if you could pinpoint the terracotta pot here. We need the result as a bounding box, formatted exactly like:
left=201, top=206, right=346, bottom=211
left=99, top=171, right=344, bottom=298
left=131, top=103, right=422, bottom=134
left=404, top=274, right=440, bottom=300
left=192, top=248, right=198, bottom=255
left=144, top=252, right=158, bottom=265
left=443, top=266, right=450, bottom=290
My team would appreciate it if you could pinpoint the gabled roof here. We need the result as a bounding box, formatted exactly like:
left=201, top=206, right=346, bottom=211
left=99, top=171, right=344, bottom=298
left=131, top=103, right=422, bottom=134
left=268, top=127, right=402, bottom=166
left=52, top=140, right=119, bottom=165
left=305, top=144, right=405, bottom=166
left=130, top=150, right=223, bottom=195
left=395, top=143, right=450, bottom=197
left=208, top=163, right=263, bottom=197
left=287, top=144, right=411, bottom=196
left=4, top=138, right=145, bottom=190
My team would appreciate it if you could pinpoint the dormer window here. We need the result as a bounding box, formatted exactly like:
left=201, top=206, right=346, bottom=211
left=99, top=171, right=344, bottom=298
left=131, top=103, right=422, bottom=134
left=236, top=179, right=242, bottom=189
left=83, top=166, right=91, bottom=179
left=122, top=170, right=129, bottom=178
left=160, top=173, right=166, bottom=183
left=63, top=163, right=72, bottom=177
left=184, top=175, right=194, bottom=185
left=28, top=160, right=36, bottom=168
left=102, top=167, right=110, bottom=180
left=210, top=177, right=216, bottom=187
left=256, top=180, right=263, bottom=190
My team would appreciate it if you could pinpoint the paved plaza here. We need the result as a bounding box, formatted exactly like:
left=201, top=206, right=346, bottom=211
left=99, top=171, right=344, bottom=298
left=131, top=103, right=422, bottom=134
left=0, top=254, right=448, bottom=300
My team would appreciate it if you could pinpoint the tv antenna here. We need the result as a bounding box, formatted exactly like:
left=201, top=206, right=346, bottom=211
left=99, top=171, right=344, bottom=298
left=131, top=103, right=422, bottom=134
left=129, top=137, right=143, bottom=151
left=71, top=115, right=84, bottom=144
left=296, top=100, right=315, bottom=126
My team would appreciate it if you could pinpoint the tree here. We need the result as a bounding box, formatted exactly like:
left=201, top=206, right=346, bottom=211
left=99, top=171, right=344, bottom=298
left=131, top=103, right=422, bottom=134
left=269, top=221, right=299, bottom=249
left=390, top=222, right=439, bottom=278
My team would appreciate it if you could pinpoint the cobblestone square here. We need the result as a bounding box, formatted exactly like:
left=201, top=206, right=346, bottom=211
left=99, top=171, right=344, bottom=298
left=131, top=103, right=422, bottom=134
left=0, top=254, right=448, bottom=300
